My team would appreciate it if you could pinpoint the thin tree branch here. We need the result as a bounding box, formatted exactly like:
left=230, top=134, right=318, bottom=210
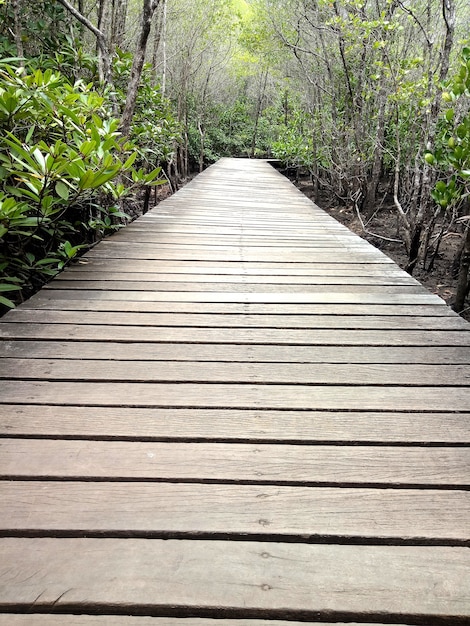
left=55, top=0, right=112, bottom=83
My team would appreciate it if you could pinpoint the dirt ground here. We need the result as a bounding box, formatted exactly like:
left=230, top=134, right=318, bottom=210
left=296, top=179, right=470, bottom=322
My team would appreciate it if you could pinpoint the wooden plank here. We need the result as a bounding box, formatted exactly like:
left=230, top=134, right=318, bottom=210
left=14, top=290, right=444, bottom=304
left=18, top=297, right=455, bottom=316
left=2, top=381, right=470, bottom=412
left=92, top=238, right=382, bottom=250
left=2, top=341, right=470, bottom=364
left=99, top=237, right=371, bottom=247
left=85, top=249, right=392, bottom=263
left=4, top=310, right=467, bottom=330
left=1, top=439, right=468, bottom=486
left=1, top=405, right=469, bottom=443
left=44, top=281, right=427, bottom=294
left=73, top=260, right=398, bottom=273
left=0, top=618, right=399, bottom=626
left=3, top=359, right=470, bottom=386
left=54, top=273, right=420, bottom=286
left=105, top=236, right=370, bottom=247
left=61, top=263, right=421, bottom=276
left=1, top=482, right=468, bottom=542
left=1, top=323, right=469, bottom=345
left=0, top=539, right=468, bottom=618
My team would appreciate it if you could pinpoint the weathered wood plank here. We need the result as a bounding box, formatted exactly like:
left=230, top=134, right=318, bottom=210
left=1, top=482, right=468, bottom=542
left=44, top=281, right=427, bottom=294
left=54, top=273, right=420, bottom=286
left=104, top=236, right=372, bottom=247
left=2, top=340, right=469, bottom=364
left=1, top=405, right=469, bottom=443
left=3, top=359, right=469, bottom=386
left=0, top=539, right=468, bottom=619
left=4, top=310, right=466, bottom=330
left=18, top=297, right=454, bottom=317
left=84, top=249, right=392, bottom=263
left=14, top=289, right=444, bottom=305
left=72, top=260, right=398, bottom=273
left=2, top=323, right=469, bottom=345
left=2, top=380, right=470, bottom=411
left=1, top=439, right=468, bottom=486
left=0, top=618, right=399, bottom=626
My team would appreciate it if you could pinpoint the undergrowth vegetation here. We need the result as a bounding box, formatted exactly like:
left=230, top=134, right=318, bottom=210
left=0, top=60, right=166, bottom=308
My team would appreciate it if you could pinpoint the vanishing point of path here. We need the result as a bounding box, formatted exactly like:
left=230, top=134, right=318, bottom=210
left=0, top=158, right=469, bottom=624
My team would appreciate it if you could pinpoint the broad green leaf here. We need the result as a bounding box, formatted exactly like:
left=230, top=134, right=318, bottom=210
left=0, top=284, right=21, bottom=292
left=0, top=294, right=15, bottom=308
left=55, top=181, right=70, bottom=200
left=123, top=152, right=138, bottom=169
left=33, top=148, right=46, bottom=174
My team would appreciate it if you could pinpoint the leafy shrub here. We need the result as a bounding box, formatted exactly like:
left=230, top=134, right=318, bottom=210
left=428, top=47, right=470, bottom=210
left=113, top=51, right=181, bottom=172
left=0, top=60, right=163, bottom=310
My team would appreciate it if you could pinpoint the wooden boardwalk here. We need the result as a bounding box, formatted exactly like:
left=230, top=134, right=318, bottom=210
left=0, top=157, right=469, bottom=625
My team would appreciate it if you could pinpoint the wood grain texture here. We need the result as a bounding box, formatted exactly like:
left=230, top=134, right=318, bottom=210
left=17, top=297, right=455, bottom=316
left=3, top=358, right=470, bottom=386
left=44, top=281, right=427, bottom=294
left=11, top=289, right=444, bottom=304
left=2, top=323, right=469, bottom=345
left=1, top=439, right=468, bottom=486
left=1, top=405, right=469, bottom=443
left=3, top=341, right=470, bottom=363
left=1, top=482, right=468, bottom=541
left=1, top=380, right=469, bottom=411
left=0, top=618, right=401, bottom=626
left=0, top=539, right=468, bottom=618
left=5, top=310, right=468, bottom=330
left=53, top=273, right=420, bottom=285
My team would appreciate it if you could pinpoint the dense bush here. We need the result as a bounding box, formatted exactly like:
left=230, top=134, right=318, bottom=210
left=0, top=60, right=164, bottom=310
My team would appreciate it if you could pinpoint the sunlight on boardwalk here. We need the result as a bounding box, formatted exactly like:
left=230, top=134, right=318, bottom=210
left=0, top=158, right=469, bottom=624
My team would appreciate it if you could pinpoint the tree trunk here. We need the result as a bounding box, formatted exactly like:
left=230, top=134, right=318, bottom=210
left=112, top=0, right=128, bottom=49
left=120, top=0, right=161, bottom=137
left=250, top=68, right=268, bottom=158
left=363, top=90, right=386, bottom=216
left=453, top=225, right=470, bottom=313
left=11, top=0, right=24, bottom=64
left=406, top=0, right=456, bottom=274
left=56, top=0, right=113, bottom=85
left=198, top=121, right=205, bottom=173
left=151, top=0, right=165, bottom=83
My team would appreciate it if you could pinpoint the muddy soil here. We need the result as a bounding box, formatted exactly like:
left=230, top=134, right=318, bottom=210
left=296, top=179, right=470, bottom=322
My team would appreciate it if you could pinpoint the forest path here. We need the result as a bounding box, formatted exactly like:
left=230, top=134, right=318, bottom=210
left=0, top=157, right=469, bottom=625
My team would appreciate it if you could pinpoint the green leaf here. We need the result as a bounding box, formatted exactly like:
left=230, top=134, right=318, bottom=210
left=55, top=180, right=70, bottom=200
left=0, top=294, right=16, bottom=308
left=0, top=284, right=21, bottom=292
left=32, top=148, right=46, bottom=173
left=123, top=152, right=138, bottom=169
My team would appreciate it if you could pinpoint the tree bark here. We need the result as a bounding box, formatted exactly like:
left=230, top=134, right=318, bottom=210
left=55, top=0, right=112, bottom=85
left=250, top=68, right=268, bottom=158
left=111, top=0, right=128, bottom=49
left=151, top=0, right=165, bottom=83
left=11, top=0, right=24, bottom=64
left=453, top=224, right=470, bottom=313
left=406, top=0, right=456, bottom=274
left=120, top=0, right=161, bottom=137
